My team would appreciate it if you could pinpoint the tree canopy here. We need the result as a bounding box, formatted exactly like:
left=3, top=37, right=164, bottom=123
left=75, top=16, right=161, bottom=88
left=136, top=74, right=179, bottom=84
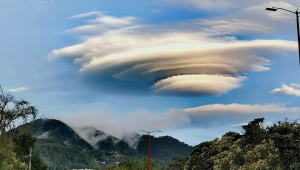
left=182, top=118, right=300, bottom=170
left=0, top=93, right=47, bottom=170
left=0, top=93, right=38, bottom=133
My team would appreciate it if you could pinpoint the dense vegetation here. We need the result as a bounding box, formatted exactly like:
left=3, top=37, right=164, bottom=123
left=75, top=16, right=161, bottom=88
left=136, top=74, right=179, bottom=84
left=114, top=118, right=300, bottom=170
left=181, top=117, right=300, bottom=170
left=0, top=93, right=48, bottom=170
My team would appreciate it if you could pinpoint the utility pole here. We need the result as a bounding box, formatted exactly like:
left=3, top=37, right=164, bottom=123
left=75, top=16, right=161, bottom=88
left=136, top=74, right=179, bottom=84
left=28, top=147, right=32, bottom=170
left=138, top=130, right=162, bottom=170
left=266, top=7, right=300, bottom=70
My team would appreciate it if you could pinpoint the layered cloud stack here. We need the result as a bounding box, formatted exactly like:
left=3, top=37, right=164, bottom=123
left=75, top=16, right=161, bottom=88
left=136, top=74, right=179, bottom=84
left=47, top=9, right=297, bottom=96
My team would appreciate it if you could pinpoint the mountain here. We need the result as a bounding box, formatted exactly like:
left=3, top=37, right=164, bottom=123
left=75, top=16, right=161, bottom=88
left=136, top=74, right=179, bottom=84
left=17, top=118, right=194, bottom=169
left=17, top=119, right=139, bottom=169
left=136, top=135, right=194, bottom=163
left=19, top=118, right=92, bottom=149
left=121, top=132, right=142, bottom=149
left=75, top=126, right=139, bottom=157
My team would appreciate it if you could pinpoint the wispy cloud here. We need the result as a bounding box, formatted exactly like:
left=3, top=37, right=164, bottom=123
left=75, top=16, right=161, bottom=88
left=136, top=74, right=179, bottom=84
left=65, top=12, right=138, bottom=34
left=55, top=108, right=190, bottom=145
left=185, top=103, right=300, bottom=127
left=231, top=121, right=274, bottom=127
left=152, top=9, right=161, bottom=13
left=159, top=0, right=299, bottom=13
left=70, top=11, right=103, bottom=19
left=159, top=0, right=233, bottom=11
left=185, top=103, right=300, bottom=116
left=231, top=123, right=248, bottom=127
left=56, top=103, right=300, bottom=142
left=270, top=83, right=300, bottom=96
left=6, top=87, right=29, bottom=93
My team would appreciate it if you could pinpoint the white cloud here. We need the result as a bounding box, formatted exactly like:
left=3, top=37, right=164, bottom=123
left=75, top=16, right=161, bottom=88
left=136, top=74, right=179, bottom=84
left=231, top=121, right=273, bottom=127
left=270, top=83, right=300, bottom=96
left=231, top=123, right=248, bottom=127
left=55, top=103, right=300, bottom=146
left=198, top=19, right=270, bottom=34
left=36, top=131, right=51, bottom=139
left=159, top=0, right=233, bottom=11
left=65, top=12, right=138, bottom=34
left=70, top=11, right=103, bottom=19
left=47, top=11, right=297, bottom=96
left=152, top=9, right=161, bottom=13
left=6, top=87, right=29, bottom=93
left=72, top=126, right=113, bottom=149
left=159, top=0, right=299, bottom=35
left=55, top=108, right=190, bottom=146
left=153, top=75, right=245, bottom=96
left=159, top=0, right=300, bottom=12
left=184, top=103, right=300, bottom=127
left=185, top=103, right=300, bottom=117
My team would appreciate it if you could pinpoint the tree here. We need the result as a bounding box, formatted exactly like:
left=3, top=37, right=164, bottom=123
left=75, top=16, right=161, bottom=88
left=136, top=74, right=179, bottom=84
left=165, top=157, right=188, bottom=170
left=0, top=133, right=27, bottom=170
left=239, top=139, right=281, bottom=170
left=0, top=93, right=38, bottom=133
left=241, top=118, right=267, bottom=147
left=115, top=157, right=161, bottom=170
left=0, top=92, right=38, bottom=170
left=267, top=119, right=300, bottom=170
left=31, top=152, right=48, bottom=170
left=13, top=131, right=37, bottom=164
left=11, top=129, right=48, bottom=170
left=184, top=140, right=220, bottom=170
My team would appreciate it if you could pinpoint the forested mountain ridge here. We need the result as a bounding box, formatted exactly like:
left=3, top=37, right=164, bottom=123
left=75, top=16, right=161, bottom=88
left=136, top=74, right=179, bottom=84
left=18, top=119, right=93, bottom=149
left=17, top=118, right=194, bottom=169
left=17, top=119, right=140, bottom=169
left=77, top=126, right=140, bottom=158
left=137, top=135, right=194, bottom=163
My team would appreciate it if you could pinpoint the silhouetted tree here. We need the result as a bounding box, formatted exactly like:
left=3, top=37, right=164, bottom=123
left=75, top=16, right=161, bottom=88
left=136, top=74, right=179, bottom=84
left=0, top=93, right=38, bottom=133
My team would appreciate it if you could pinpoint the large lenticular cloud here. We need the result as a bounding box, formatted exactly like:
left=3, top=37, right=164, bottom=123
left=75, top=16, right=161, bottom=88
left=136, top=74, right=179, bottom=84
left=47, top=11, right=297, bottom=96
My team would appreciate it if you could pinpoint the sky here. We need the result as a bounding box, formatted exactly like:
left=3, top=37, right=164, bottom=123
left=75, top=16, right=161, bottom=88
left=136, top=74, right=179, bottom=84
left=1, top=0, right=300, bottom=146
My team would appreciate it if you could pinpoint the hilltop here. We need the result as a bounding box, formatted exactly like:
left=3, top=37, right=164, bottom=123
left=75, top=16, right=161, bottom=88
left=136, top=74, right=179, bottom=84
left=17, top=119, right=194, bottom=169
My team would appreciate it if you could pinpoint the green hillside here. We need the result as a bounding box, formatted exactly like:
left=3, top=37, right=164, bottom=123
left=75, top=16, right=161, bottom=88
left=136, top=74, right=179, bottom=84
left=136, top=135, right=194, bottom=163
left=17, top=118, right=194, bottom=169
left=18, top=119, right=140, bottom=169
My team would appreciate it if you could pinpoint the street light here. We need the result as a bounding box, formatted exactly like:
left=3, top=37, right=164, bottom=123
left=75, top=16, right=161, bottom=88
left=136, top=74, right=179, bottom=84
left=266, top=7, right=300, bottom=68
left=138, top=130, right=162, bottom=170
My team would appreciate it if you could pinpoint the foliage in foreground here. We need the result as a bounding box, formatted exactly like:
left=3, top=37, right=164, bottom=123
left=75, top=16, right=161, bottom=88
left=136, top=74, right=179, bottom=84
left=0, top=93, right=48, bottom=170
left=114, top=117, right=300, bottom=170
left=183, top=118, right=300, bottom=170
left=103, top=157, right=166, bottom=170
left=0, top=134, right=27, bottom=170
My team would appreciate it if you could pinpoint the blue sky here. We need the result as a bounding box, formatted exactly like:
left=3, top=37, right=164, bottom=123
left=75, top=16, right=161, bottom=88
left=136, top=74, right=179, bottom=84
left=2, top=0, right=300, bottom=146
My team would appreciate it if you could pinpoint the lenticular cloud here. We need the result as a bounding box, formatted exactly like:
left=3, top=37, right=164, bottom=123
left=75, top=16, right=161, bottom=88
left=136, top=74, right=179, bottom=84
left=47, top=11, right=297, bottom=96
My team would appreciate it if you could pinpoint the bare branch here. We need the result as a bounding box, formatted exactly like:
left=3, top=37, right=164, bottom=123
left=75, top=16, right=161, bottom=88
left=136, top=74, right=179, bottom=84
left=0, top=93, right=38, bottom=133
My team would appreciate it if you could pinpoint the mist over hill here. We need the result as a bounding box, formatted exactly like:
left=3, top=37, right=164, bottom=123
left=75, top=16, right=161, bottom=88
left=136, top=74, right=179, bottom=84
left=17, top=118, right=194, bottom=169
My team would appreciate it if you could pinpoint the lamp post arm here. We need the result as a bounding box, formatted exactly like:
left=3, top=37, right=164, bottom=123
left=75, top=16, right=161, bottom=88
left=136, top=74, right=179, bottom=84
left=139, top=130, right=149, bottom=134
left=277, top=7, right=296, bottom=13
